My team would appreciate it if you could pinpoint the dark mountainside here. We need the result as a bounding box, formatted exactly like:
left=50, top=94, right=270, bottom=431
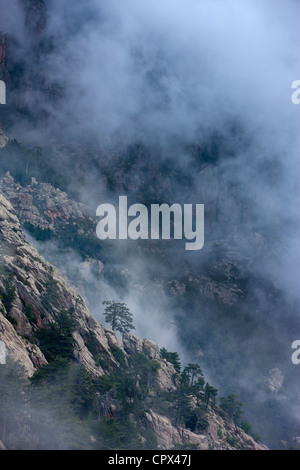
left=0, top=0, right=299, bottom=450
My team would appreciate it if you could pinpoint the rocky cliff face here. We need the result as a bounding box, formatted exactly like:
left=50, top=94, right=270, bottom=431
left=0, top=192, right=118, bottom=377
left=0, top=171, right=93, bottom=235
left=143, top=408, right=267, bottom=451
left=0, top=126, right=8, bottom=149
left=0, top=192, right=267, bottom=450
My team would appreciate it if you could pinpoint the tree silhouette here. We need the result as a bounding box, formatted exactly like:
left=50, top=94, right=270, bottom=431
left=220, top=394, right=243, bottom=424
left=160, top=348, right=181, bottom=373
left=204, top=382, right=218, bottom=410
left=103, top=301, right=135, bottom=335
left=184, top=363, right=204, bottom=388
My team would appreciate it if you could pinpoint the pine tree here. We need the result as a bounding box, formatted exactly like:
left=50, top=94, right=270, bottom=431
left=160, top=348, right=181, bottom=373
left=220, top=394, right=243, bottom=424
left=103, top=301, right=135, bottom=335
left=204, top=382, right=218, bottom=410
left=184, top=363, right=205, bottom=387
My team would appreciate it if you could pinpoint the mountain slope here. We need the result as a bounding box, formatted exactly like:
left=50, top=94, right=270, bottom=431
left=0, top=192, right=267, bottom=450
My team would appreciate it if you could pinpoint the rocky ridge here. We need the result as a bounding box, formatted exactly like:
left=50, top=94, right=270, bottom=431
left=0, top=171, right=92, bottom=234
left=0, top=193, right=267, bottom=450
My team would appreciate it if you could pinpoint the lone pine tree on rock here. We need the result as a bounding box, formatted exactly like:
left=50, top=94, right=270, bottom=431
left=103, top=300, right=135, bottom=336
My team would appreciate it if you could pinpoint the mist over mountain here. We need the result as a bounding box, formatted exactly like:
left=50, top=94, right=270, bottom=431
left=0, top=0, right=300, bottom=450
